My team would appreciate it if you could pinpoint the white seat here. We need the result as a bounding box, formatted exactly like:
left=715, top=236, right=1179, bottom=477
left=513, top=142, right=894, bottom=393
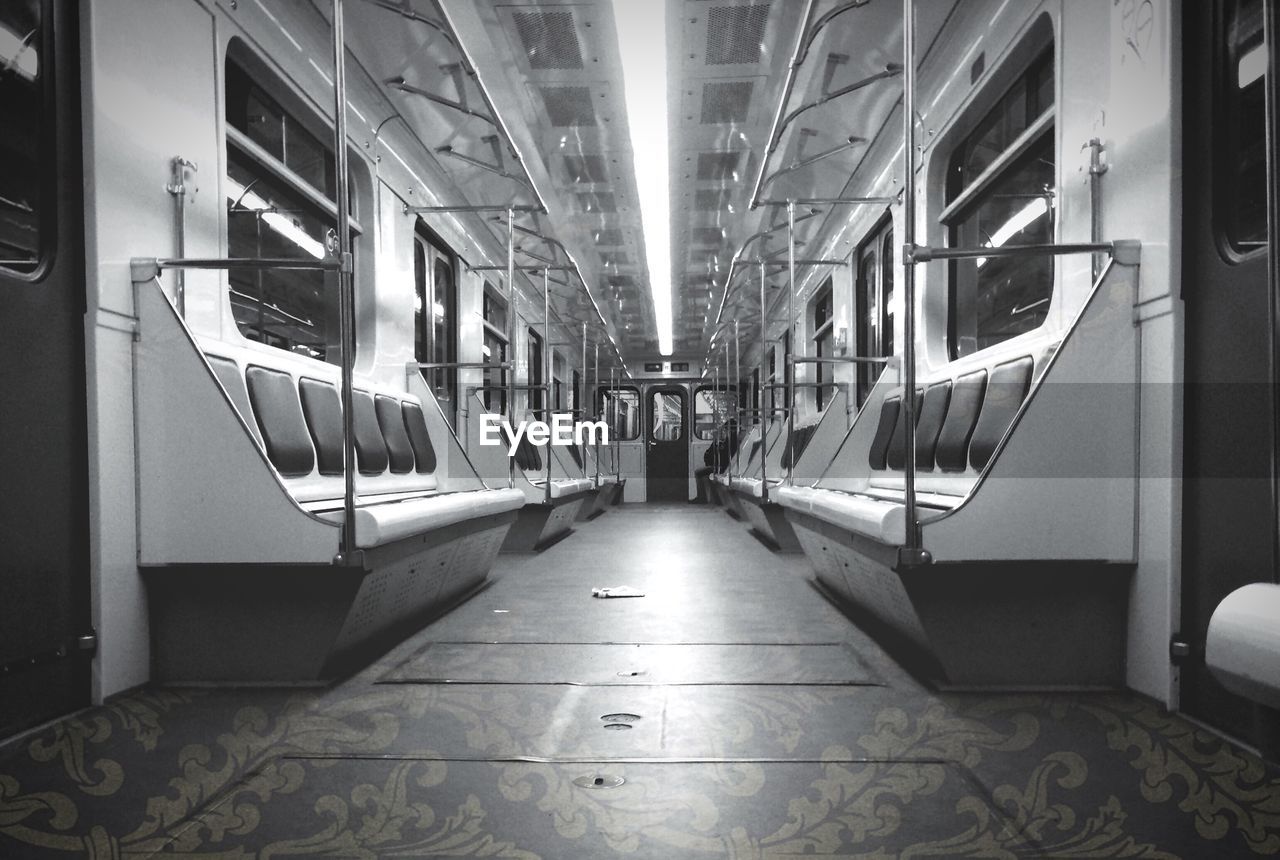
left=775, top=485, right=905, bottom=545
left=319, top=488, right=525, bottom=548
left=529, top=477, right=595, bottom=498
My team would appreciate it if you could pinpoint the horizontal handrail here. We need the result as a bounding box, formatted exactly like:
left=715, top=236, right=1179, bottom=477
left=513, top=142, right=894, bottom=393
left=412, top=361, right=512, bottom=370
left=131, top=257, right=341, bottom=281
left=790, top=355, right=892, bottom=365
left=909, top=242, right=1116, bottom=263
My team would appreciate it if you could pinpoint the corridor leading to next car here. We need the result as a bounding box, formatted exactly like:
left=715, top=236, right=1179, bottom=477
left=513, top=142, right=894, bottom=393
left=2, top=506, right=1277, bottom=857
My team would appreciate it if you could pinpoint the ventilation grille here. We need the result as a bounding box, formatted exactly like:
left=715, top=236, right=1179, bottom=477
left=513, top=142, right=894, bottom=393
left=700, top=81, right=753, bottom=124
left=696, top=151, right=745, bottom=181
left=691, top=226, right=726, bottom=245
left=514, top=11, right=584, bottom=70
left=706, top=5, right=769, bottom=65
left=541, top=86, right=597, bottom=127
left=608, top=275, right=636, bottom=287
left=563, top=155, right=609, bottom=183
left=599, top=250, right=629, bottom=266
left=688, top=249, right=721, bottom=267
left=577, top=191, right=617, bottom=213
left=694, top=189, right=732, bottom=211
left=592, top=228, right=625, bottom=246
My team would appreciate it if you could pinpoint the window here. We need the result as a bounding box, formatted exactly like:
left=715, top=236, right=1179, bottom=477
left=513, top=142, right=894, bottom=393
left=225, top=52, right=356, bottom=362
left=599, top=387, right=640, bottom=440
left=481, top=286, right=508, bottom=414
left=694, top=387, right=737, bottom=440
left=856, top=221, right=894, bottom=406
left=651, top=391, right=684, bottom=441
left=1219, top=0, right=1268, bottom=252
left=0, top=0, right=45, bottom=274
left=528, top=328, right=544, bottom=419
left=765, top=344, right=777, bottom=415
left=415, top=235, right=457, bottom=426
left=944, top=46, right=1055, bottom=359
left=572, top=369, right=582, bottom=413
left=811, top=280, right=834, bottom=411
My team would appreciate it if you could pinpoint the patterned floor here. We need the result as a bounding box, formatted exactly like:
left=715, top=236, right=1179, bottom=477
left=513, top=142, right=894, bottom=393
left=1, top=505, right=1278, bottom=858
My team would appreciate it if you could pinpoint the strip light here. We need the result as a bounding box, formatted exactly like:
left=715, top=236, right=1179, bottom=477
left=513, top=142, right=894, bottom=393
left=612, top=0, right=673, bottom=356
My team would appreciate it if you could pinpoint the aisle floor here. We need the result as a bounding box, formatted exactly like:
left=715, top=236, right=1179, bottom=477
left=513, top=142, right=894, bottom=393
left=1, top=505, right=1278, bottom=858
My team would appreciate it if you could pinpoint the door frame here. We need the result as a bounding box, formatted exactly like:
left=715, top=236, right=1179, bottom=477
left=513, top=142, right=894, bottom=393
left=644, top=384, right=690, bottom=502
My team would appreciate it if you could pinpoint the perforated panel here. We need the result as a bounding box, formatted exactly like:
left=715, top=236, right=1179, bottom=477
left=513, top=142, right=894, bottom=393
left=577, top=191, right=617, bottom=213
left=599, top=250, right=629, bottom=266
left=706, top=5, right=770, bottom=65
left=541, top=86, right=596, bottom=127
left=691, top=226, right=726, bottom=245
left=514, top=11, right=584, bottom=70
left=563, top=154, right=609, bottom=183
left=694, top=189, right=732, bottom=211
left=700, top=81, right=753, bottom=124
left=592, top=228, right=625, bottom=246
left=696, top=151, right=744, bottom=180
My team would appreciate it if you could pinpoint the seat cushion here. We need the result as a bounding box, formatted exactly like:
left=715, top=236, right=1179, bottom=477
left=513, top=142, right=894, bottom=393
left=868, top=397, right=900, bottom=471
left=776, top=485, right=905, bottom=544
left=528, top=477, right=594, bottom=499
left=401, top=402, right=438, bottom=474
left=246, top=366, right=315, bottom=478
left=376, top=395, right=415, bottom=474
left=935, top=370, right=987, bottom=472
left=206, top=355, right=262, bottom=447
left=969, top=356, right=1033, bottom=470
left=298, top=377, right=344, bottom=476
left=915, top=382, right=952, bottom=471
left=353, top=390, right=389, bottom=475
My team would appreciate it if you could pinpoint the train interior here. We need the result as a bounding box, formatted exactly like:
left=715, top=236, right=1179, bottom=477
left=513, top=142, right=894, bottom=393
left=1, top=0, right=1279, bottom=856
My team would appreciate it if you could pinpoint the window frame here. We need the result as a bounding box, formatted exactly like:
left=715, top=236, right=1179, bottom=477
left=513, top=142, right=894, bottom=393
left=481, top=284, right=509, bottom=414
left=598, top=385, right=641, bottom=441
left=693, top=385, right=738, bottom=441
left=527, top=327, right=544, bottom=419
left=414, top=229, right=458, bottom=425
left=810, top=279, right=834, bottom=411
left=1214, top=0, right=1270, bottom=259
left=0, top=0, right=54, bottom=280
left=938, top=30, right=1057, bottom=362
left=223, top=43, right=363, bottom=363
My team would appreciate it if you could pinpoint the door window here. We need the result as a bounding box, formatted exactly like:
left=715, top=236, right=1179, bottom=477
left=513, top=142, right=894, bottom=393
left=651, top=391, right=684, bottom=441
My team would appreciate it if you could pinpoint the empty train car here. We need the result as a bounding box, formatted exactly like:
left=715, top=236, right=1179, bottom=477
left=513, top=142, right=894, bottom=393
left=1, top=0, right=1279, bottom=855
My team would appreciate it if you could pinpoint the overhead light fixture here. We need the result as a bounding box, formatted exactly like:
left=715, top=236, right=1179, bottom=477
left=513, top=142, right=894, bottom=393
left=612, top=0, right=673, bottom=356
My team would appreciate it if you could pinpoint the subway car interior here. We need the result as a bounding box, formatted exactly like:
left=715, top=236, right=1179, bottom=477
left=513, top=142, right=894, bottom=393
left=2, top=0, right=1280, bottom=856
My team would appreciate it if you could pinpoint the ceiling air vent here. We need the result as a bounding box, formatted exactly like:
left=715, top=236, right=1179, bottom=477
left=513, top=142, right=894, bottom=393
left=564, top=154, right=610, bottom=183
left=541, top=86, right=597, bottom=127
left=700, top=81, right=753, bottom=124
left=599, top=250, right=629, bottom=266
left=576, top=191, right=617, bottom=213
left=514, top=11, right=584, bottom=70
left=696, top=151, right=745, bottom=181
left=706, top=5, right=770, bottom=65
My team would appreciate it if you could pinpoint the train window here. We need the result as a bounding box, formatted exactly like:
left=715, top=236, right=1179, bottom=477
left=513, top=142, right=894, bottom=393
left=855, top=221, right=894, bottom=406
left=765, top=344, right=777, bottom=414
left=944, top=47, right=1055, bottom=359
left=811, top=280, right=834, bottom=411
left=481, top=286, right=508, bottom=414
left=694, top=387, right=737, bottom=440
left=599, top=387, right=640, bottom=441
left=528, top=328, right=544, bottom=418
left=225, top=52, right=358, bottom=362
left=1220, top=0, right=1268, bottom=252
left=651, top=391, right=684, bottom=442
left=0, top=0, right=45, bottom=275
left=572, top=370, right=581, bottom=413
left=415, top=235, right=457, bottom=426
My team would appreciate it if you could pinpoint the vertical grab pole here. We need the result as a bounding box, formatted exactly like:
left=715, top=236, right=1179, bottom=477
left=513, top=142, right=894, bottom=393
left=581, top=321, right=587, bottom=480
left=899, top=0, right=926, bottom=566
left=611, top=366, right=620, bottom=481
left=332, top=0, right=358, bottom=562
left=723, top=341, right=730, bottom=474
left=713, top=363, right=720, bottom=473
left=733, top=318, right=741, bottom=479
left=786, top=199, right=797, bottom=486
left=594, top=342, right=601, bottom=486
left=758, top=260, right=768, bottom=501
left=543, top=267, right=552, bottom=504
left=506, top=209, right=517, bottom=489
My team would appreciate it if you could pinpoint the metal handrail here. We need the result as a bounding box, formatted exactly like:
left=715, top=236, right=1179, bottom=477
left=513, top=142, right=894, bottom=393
left=789, top=355, right=892, bottom=365
left=413, top=361, right=512, bottom=370
left=909, top=242, right=1116, bottom=263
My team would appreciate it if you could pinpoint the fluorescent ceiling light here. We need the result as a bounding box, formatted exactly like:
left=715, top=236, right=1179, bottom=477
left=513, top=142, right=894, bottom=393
left=612, top=0, right=673, bottom=356
left=228, top=179, right=326, bottom=260
left=0, top=25, right=38, bottom=81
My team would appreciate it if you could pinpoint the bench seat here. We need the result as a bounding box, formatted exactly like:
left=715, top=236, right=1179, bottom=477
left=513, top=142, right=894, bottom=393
left=776, top=486, right=906, bottom=545
left=528, top=477, right=596, bottom=499
left=314, top=487, right=526, bottom=548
